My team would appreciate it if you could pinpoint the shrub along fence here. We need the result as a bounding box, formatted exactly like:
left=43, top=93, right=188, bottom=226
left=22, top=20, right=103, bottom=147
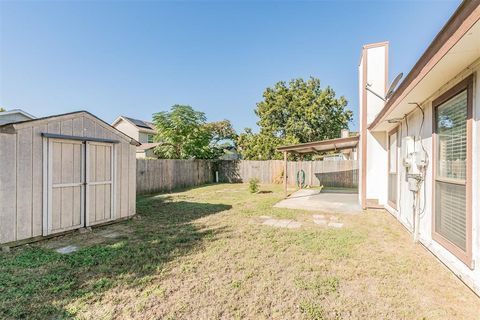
left=136, top=159, right=358, bottom=194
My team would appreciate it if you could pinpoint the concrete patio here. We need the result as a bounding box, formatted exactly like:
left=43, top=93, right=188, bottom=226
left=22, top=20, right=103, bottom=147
left=274, top=188, right=362, bottom=214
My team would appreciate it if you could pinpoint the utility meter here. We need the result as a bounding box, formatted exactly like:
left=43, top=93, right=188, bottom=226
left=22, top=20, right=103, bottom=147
left=416, top=150, right=428, bottom=168
left=403, top=136, right=415, bottom=170
left=405, top=136, right=415, bottom=156
left=403, top=157, right=412, bottom=169
left=402, top=136, right=428, bottom=174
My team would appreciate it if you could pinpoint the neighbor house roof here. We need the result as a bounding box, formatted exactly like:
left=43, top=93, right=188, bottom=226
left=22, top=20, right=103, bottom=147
left=277, top=135, right=359, bottom=154
left=369, top=0, right=480, bottom=131
left=136, top=142, right=161, bottom=152
left=0, top=110, right=141, bottom=146
left=112, top=115, right=156, bottom=133
left=0, top=109, right=36, bottom=121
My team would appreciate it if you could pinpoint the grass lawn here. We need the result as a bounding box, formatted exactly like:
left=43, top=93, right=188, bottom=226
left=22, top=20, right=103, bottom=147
left=1, top=183, right=479, bottom=319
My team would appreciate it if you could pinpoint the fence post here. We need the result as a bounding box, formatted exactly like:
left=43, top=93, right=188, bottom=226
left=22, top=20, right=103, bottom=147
left=283, top=151, right=288, bottom=197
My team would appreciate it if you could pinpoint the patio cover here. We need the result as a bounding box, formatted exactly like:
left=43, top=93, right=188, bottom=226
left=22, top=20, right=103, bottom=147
left=276, top=135, right=359, bottom=196
left=276, top=135, right=359, bottom=154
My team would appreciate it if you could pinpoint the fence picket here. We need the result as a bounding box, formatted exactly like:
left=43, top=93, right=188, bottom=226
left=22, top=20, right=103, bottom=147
left=136, top=159, right=358, bottom=194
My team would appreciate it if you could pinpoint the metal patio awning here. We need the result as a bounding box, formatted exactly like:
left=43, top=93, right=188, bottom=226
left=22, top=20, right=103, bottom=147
left=276, top=135, right=359, bottom=154
left=276, top=135, right=359, bottom=197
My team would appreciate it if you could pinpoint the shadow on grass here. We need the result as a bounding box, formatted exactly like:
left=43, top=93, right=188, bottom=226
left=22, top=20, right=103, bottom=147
left=0, top=194, right=231, bottom=319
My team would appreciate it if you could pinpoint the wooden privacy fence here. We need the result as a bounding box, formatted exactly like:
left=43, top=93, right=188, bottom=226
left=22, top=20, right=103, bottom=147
left=136, top=159, right=358, bottom=194
left=136, top=159, right=213, bottom=194
left=216, top=160, right=358, bottom=188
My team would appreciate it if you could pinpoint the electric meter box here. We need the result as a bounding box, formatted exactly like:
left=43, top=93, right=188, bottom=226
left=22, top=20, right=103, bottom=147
left=405, top=136, right=415, bottom=155
left=402, top=136, right=428, bottom=174
left=416, top=150, right=428, bottom=168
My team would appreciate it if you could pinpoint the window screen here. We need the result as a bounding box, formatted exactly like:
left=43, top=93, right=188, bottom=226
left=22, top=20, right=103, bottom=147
left=435, top=90, right=467, bottom=250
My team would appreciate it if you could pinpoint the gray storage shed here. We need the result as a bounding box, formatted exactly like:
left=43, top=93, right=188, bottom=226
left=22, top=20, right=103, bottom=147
left=0, top=111, right=139, bottom=245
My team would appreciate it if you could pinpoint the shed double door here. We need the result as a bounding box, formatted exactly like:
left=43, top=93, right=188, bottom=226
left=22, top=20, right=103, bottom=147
left=45, top=139, right=114, bottom=235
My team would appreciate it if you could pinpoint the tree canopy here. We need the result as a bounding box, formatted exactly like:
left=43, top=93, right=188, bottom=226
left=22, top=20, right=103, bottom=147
left=152, top=105, right=236, bottom=159
left=237, top=77, right=352, bottom=160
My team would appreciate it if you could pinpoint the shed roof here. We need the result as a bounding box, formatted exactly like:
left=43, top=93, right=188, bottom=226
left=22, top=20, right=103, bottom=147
left=276, top=135, right=359, bottom=154
left=0, top=110, right=141, bottom=146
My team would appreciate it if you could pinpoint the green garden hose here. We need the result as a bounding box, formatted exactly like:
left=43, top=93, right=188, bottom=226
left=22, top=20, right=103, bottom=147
left=296, top=170, right=306, bottom=188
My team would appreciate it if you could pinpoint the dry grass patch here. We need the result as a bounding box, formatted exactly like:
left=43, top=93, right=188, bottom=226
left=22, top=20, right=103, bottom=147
left=0, top=183, right=478, bottom=319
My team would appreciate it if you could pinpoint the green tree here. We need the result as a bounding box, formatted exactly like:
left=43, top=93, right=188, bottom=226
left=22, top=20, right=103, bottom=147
left=204, top=119, right=238, bottom=158
left=205, top=119, right=237, bottom=144
left=152, top=105, right=237, bottom=159
left=236, top=128, right=297, bottom=160
left=0, top=107, right=5, bottom=112
left=237, top=77, right=352, bottom=160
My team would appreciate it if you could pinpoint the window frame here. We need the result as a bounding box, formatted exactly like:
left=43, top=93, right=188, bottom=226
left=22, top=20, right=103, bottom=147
left=387, top=126, right=399, bottom=210
left=147, top=134, right=154, bottom=143
left=431, top=74, right=473, bottom=269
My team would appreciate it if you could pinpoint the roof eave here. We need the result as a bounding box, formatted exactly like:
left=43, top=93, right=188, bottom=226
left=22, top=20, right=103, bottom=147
left=368, top=0, right=480, bottom=131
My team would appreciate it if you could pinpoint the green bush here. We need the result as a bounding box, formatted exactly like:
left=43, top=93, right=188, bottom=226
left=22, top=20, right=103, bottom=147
left=248, top=178, right=260, bottom=193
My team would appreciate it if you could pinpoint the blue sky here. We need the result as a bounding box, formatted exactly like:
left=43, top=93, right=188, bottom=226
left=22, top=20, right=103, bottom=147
left=0, top=0, right=461, bottom=132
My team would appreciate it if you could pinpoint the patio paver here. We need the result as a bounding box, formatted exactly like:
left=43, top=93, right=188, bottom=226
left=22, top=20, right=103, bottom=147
left=263, top=218, right=301, bottom=229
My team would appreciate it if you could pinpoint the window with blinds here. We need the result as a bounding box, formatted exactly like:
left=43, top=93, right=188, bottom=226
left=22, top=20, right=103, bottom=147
left=435, top=89, right=467, bottom=251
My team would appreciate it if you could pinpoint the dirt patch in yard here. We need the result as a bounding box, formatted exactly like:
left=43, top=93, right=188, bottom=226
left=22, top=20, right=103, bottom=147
left=0, top=184, right=478, bottom=319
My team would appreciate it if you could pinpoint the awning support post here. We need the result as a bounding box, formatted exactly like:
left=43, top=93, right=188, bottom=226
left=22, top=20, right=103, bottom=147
left=283, top=151, right=288, bottom=198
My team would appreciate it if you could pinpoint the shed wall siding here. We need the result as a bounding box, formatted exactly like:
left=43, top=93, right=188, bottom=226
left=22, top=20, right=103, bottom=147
left=16, top=127, right=33, bottom=240
left=0, top=134, right=17, bottom=243
left=0, top=113, right=136, bottom=245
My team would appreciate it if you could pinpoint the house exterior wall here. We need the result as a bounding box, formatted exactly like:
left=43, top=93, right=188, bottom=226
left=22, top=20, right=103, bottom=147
left=145, top=148, right=156, bottom=158
left=358, top=55, right=364, bottom=205
left=359, top=43, right=389, bottom=207
left=366, top=45, right=388, bottom=124
left=366, top=130, right=387, bottom=205
left=113, top=118, right=140, bottom=141
left=0, top=112, right=136, bottom=245
left=382, top=65, right=480, bottom=295
left=138, top=132, right=152, bottom=143
left=135, top=149, right=156, bottom=159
